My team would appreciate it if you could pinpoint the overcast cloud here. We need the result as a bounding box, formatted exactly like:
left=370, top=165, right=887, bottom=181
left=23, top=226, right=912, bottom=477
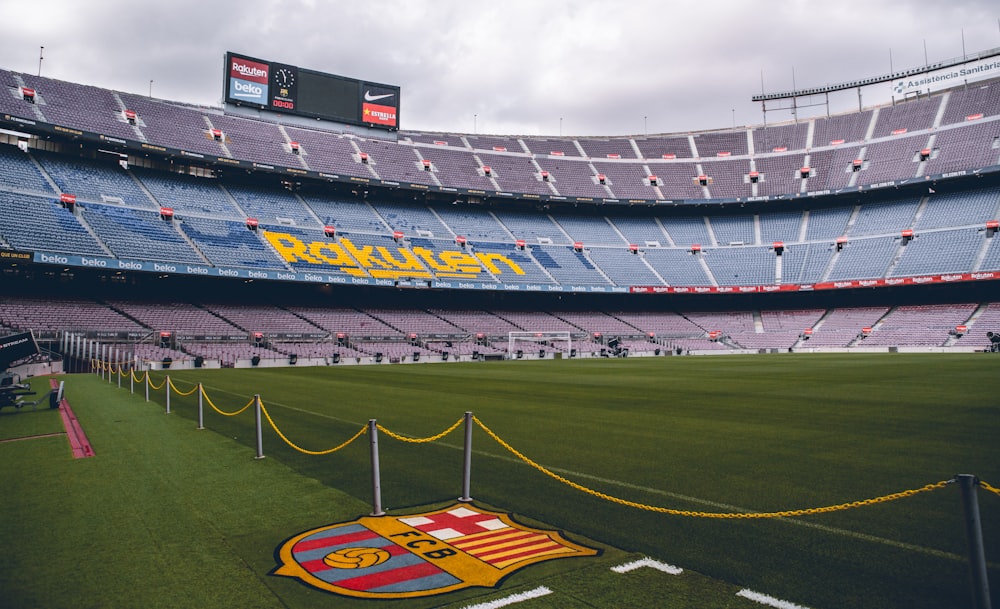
left=1, top=0, right=997, bottom=136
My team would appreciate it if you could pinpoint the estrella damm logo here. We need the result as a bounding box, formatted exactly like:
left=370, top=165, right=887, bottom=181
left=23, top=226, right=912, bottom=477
left=272, top=503, right=599, bottom=599
left=262, top=230, right=526, bottom=281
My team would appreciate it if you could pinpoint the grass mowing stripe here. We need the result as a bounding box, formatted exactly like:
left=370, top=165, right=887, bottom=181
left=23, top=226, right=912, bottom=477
left=199, top=382, right=366, bottom=429
left=545, top=467, right=973, bottom=564
left=3, top=374, right=376, bottom=609
left=146, top=356, right=1000, bottom=609
left=196, top=387, right=969, bottom=566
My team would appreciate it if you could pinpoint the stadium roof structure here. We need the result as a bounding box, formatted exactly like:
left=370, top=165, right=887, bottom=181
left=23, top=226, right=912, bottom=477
left=754, top=46, right=1000, bottom=102
left=752, top=46, right=1000, bottom=121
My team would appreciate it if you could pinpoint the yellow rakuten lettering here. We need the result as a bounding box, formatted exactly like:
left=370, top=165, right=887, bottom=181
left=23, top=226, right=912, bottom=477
left=375, top=246, right=425, bottom=272
left=307, top=242, right=367, bottom=276
left=340, top=238, right=389, bottom=269
left=263, top=231, right=525, bottom=279
left=263, top=232, right=319, bottom=264
left=307, top=242, right=351, bottom=266
left=438, top=251, right=483, bottom=274
left=411, top=247, right=455, bottom=273
left=475, top=252, right=525, bottom=276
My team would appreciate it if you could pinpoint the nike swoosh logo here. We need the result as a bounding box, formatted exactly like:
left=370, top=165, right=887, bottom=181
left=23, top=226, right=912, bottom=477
left=364, top=91, right=394, bottom=102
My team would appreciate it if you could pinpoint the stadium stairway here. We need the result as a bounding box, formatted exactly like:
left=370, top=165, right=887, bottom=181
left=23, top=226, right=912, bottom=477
left=173, top=221, right=213, bottom=266
left=818, top=243, right=842, bottom=282
left=74, top=207, right=115, bottom=257
left=973, top=232, right=994, bottom=271
left=28, top=153, right=62, bottom=194
left=111, top=91, right=148, bottom=143
left=847, top=307, right=895, bottom=347
left=697, top=254, right=717, bottom=286
left=276, top=124, right=310, bottom=171
left=102, top=302, right=154, bottom=335
left=849, top=146, right=868, bottom=188
left=945, top=302, right=992, bottom=347
left=884, top=239, right=908, bottom=278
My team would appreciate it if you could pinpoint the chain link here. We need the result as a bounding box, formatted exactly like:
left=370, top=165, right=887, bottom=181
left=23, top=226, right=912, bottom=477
left=376, top=417, right=464, bottom=443
left=167, top=377, right=199, bottom=397
left=258, top=400, right=368, bottom=455
left=201, top=386, right=254, bottom=417
left=473, top=416, right=952, bottom=518
left=980, top=480, right=1000, bottom=498
left=112, top=374, right=993, bottom=517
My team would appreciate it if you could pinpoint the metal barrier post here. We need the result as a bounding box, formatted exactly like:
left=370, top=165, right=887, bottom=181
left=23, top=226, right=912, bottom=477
left=165, top=375, right=171, bottom=414
left=254, top=395, right=264, bottom=459
left=958, top=474, right=992, bottom=609
left=144, top=371, right=149, bottom=402
left=369, top=419, right=385, bottom=516
left=197, top=384, right=204, bottom=430
left=117, top=364, right=122, bottom=389
left=129, top=367, right=134, bottom=394
left=459, top=411, right=473, bottom=502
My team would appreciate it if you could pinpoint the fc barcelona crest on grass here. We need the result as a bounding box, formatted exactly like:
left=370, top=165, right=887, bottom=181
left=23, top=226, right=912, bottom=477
left=272, top=503, right=599, bottom=599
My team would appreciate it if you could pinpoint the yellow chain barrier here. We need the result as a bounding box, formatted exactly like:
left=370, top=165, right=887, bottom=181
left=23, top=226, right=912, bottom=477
left=111, top=367, right=997, bottom=515
left=147, top=376, right=166, bottom=390
left=981, top=480, right=1000, bottom=498
left=167, top=377, right=199, bottom=397
left=376, top=417, right=464, bottom=443
left=259, top=400, right=368, bottom=455
left=200, top=386, right=254, bottom=417
left=131, top=369, right=145, bottom=382
left=473, top=416, right=951, bottom=518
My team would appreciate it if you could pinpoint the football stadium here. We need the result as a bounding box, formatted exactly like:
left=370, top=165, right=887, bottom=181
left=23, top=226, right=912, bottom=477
left=2, top=39, right=1000, bottom=609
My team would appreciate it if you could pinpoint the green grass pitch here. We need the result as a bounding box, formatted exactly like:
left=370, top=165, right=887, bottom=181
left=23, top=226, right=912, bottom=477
left=2, top=353, right=998, bottom=608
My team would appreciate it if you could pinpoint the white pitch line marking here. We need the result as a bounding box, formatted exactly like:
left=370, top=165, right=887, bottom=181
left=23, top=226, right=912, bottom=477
left=611, top=557, right=683, bottom=574
left=458, top=586, right=552, bottom=609
left=737, top=588, right=812, bottom=609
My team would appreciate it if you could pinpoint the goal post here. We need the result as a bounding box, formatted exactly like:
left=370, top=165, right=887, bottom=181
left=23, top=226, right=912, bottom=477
left=507, top=331, right=572, bottom=358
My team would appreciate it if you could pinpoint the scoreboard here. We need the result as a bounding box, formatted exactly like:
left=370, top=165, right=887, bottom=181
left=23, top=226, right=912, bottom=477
left=224, top=52, right=400, bottom=131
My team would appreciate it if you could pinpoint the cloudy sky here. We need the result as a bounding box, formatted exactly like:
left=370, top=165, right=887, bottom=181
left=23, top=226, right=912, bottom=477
left=1, top=0, right=997, bottom=136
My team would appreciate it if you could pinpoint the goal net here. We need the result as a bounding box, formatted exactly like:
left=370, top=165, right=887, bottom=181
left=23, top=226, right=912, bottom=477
left=507, top=331, right=572, bottom=357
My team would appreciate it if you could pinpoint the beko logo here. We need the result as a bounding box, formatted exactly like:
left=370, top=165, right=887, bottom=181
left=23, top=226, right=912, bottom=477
left=233, top=81, right=263, bottom=97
